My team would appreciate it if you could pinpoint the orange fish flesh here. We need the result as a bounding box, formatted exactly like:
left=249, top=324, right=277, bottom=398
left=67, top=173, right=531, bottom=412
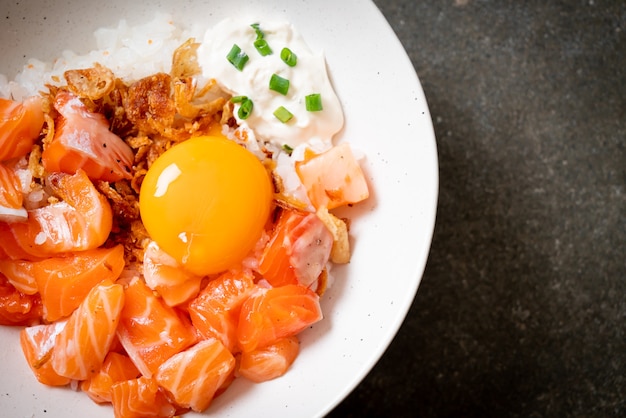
left=155, top=337, right=236, bottom=412
left=111, top=376, right=178, bottom=418
left=0, top=96, right=45, bottom=162
left=116, top=278, right=196, bottom=378
left=5, top=169, right=113, bottom=258
left=32, top=244, right=125, bottom=322
left=258, top=208, right=333, bottom=289
left=50, top=279, right=124, bottom=380
left=237, top=284, right=323, bottom=353
left=81, top=351, right=141, bottom=404
left=237, top=335, right=300, bottom=383
left=188, top=268, right=256, bottom=353
left=20, top=320, right=70, bottom=386
left=42, top=90, right=134, bottom=182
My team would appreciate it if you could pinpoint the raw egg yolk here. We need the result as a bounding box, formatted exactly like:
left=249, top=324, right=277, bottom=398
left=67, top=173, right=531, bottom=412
left=139, top=135, right=273, bottom=276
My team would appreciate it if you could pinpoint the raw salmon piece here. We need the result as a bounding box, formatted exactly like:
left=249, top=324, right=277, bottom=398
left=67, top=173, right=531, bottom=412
left=188, top=269, right=256, bottom=353
left=0, top=222, right=40, bottom=261
left=116, top=278, right=196, bottom=378
left=237, top=284, right=323, bottom=353
left=259, top=208, right=333, bottom=289
left=295, top=141, right=369, bottom=210
left=7, top=169, right=113, bottom=258
left=81, top=351, right=141, bottom=404
left=0, top=163, right=27, bottom=222
left=42, top=90, right=134, bottom=182
left=51, top=280, right=124, bottom=380
left=111, top=376, right=177, bottom=418
left=0, top=96, right=45, bottom=162
left=0, top=259, right=38, bottom=294
left=20, top=321, right=70, bottom=386
left=155, top=338, right=235, bottom=412
left=0, top=273, right=43, bottom=325
left=238, top=335, right=300, bottom=383
left=32, top=244, right=125, bottom=322
left=106, top=333, right=126, bottom=354
left=143, top=240, right=202, bottom=307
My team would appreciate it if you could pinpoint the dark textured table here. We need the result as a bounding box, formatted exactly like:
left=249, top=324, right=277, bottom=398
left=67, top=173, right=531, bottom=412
left=328, top=1, right=625, bottom=417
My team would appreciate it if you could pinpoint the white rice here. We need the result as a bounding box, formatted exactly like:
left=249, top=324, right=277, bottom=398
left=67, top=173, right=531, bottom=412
left=0, top=13, right=203, bottom=101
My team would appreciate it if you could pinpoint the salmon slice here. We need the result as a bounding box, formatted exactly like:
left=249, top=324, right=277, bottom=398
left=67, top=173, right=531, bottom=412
left=0, top=162, right=27, bottom=222
left=0, top=272, right=43, bottom=325
left=6, top=169, right=113, bottom=258
left=106, top=333, right=126, bottom=354
left=42, top=90, right=134, bottom=182
left=188, top=269, right=256, bottom=353
left=258, top=208, right=333, bottom=289
left=81, top=351, right=141, bottom=404
left=0, top=258, right=38, bottom=294
left=51, top=279, right=124, bottom=380
left=237, top=284, right=323, bottom=353
left=32, top=244, right=125, bottom=321
left=155, top=337, right=236, bottom=412
left=238, top=335, right=300, bottom=383
left=20, top=321, right=70, bottom=386
left=0, top=222, right=41, bottom=261
left=111, top=376, right=178, bottom=418
left=0, top=96, right=45, bottom=162
left=116, top=278, right=196, bottom=378
left=295, top=141, right=369, bottom=210
left=143, top=240, right=202, bottom=307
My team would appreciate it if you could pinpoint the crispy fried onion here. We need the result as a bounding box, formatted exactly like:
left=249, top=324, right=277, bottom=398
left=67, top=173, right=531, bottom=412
left=64, top=63, right=115, bottom=101
left=125, top=72, right=177, bottom=135
left=316, top=207, right=351, bottom=264
left=124, top=72, right=226, bottom=141
left=95, top=180, right=140, bottom=222
left=171, top=38, right=201, bottom=79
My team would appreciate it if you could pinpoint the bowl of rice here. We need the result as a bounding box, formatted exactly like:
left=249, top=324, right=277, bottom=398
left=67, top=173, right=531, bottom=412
left=0, top=1, right=438, bottom=417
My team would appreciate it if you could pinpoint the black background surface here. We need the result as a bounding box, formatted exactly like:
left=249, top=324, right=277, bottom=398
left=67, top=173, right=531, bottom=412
left=328, top=1, right=625, bottom=417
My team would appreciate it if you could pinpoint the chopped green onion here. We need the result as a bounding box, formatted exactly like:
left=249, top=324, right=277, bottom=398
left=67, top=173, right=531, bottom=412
left=226, top=44, right=249, bottom=71
left=250, top=23, right=264, bottom=39
left=238, top=98, right=254, bottom=120
left=273, top=106, right=293, bottom=123
left=250, top=23, right=273, bottom=56
left=305, top=93, right=323, bottom=111
left=230, top=96, right=253, bottom=119
left=230, top=95, right=247, bottom=103
left=254, top=38, right=272, bottom=56
left=282, top=144, right=294, bottom=155
left=280, top=47, right=297, bottom=67
left=269, top=74, right=290, bottom=95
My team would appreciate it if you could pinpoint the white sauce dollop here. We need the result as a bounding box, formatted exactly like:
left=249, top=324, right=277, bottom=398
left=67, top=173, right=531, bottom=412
left=197, top=18, right=344, bottom=148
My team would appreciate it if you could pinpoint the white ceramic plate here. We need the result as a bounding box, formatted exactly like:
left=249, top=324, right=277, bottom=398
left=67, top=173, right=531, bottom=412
left=0, top=1, right=438, bottom=417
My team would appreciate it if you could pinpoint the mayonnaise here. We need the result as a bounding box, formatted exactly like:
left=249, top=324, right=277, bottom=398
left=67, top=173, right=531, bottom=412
left=197, top=18, right=344, bottom=148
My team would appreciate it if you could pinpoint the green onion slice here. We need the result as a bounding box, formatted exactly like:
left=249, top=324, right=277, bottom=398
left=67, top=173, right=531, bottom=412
left=305, top=93, right=323, bottom=112
left=273, top=106, right=293, bottom=123
left=251, top=23, right=273, bottom=56
left=226, top=44, right=249, bottom=71
left=238, top=98, right=253, bottom=119
left=254, top=38, right=272, bottom=56
left=250, top=23, right=264, bottom=39
left=230, top=96, right=253, bottom=119
left=230, top=95, right=247, bottom=104
left=269, top=74, right=290, bottom=95
left=282, top=144, right=294, bottom=155
left=280, top=47, right=297, bottom=67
